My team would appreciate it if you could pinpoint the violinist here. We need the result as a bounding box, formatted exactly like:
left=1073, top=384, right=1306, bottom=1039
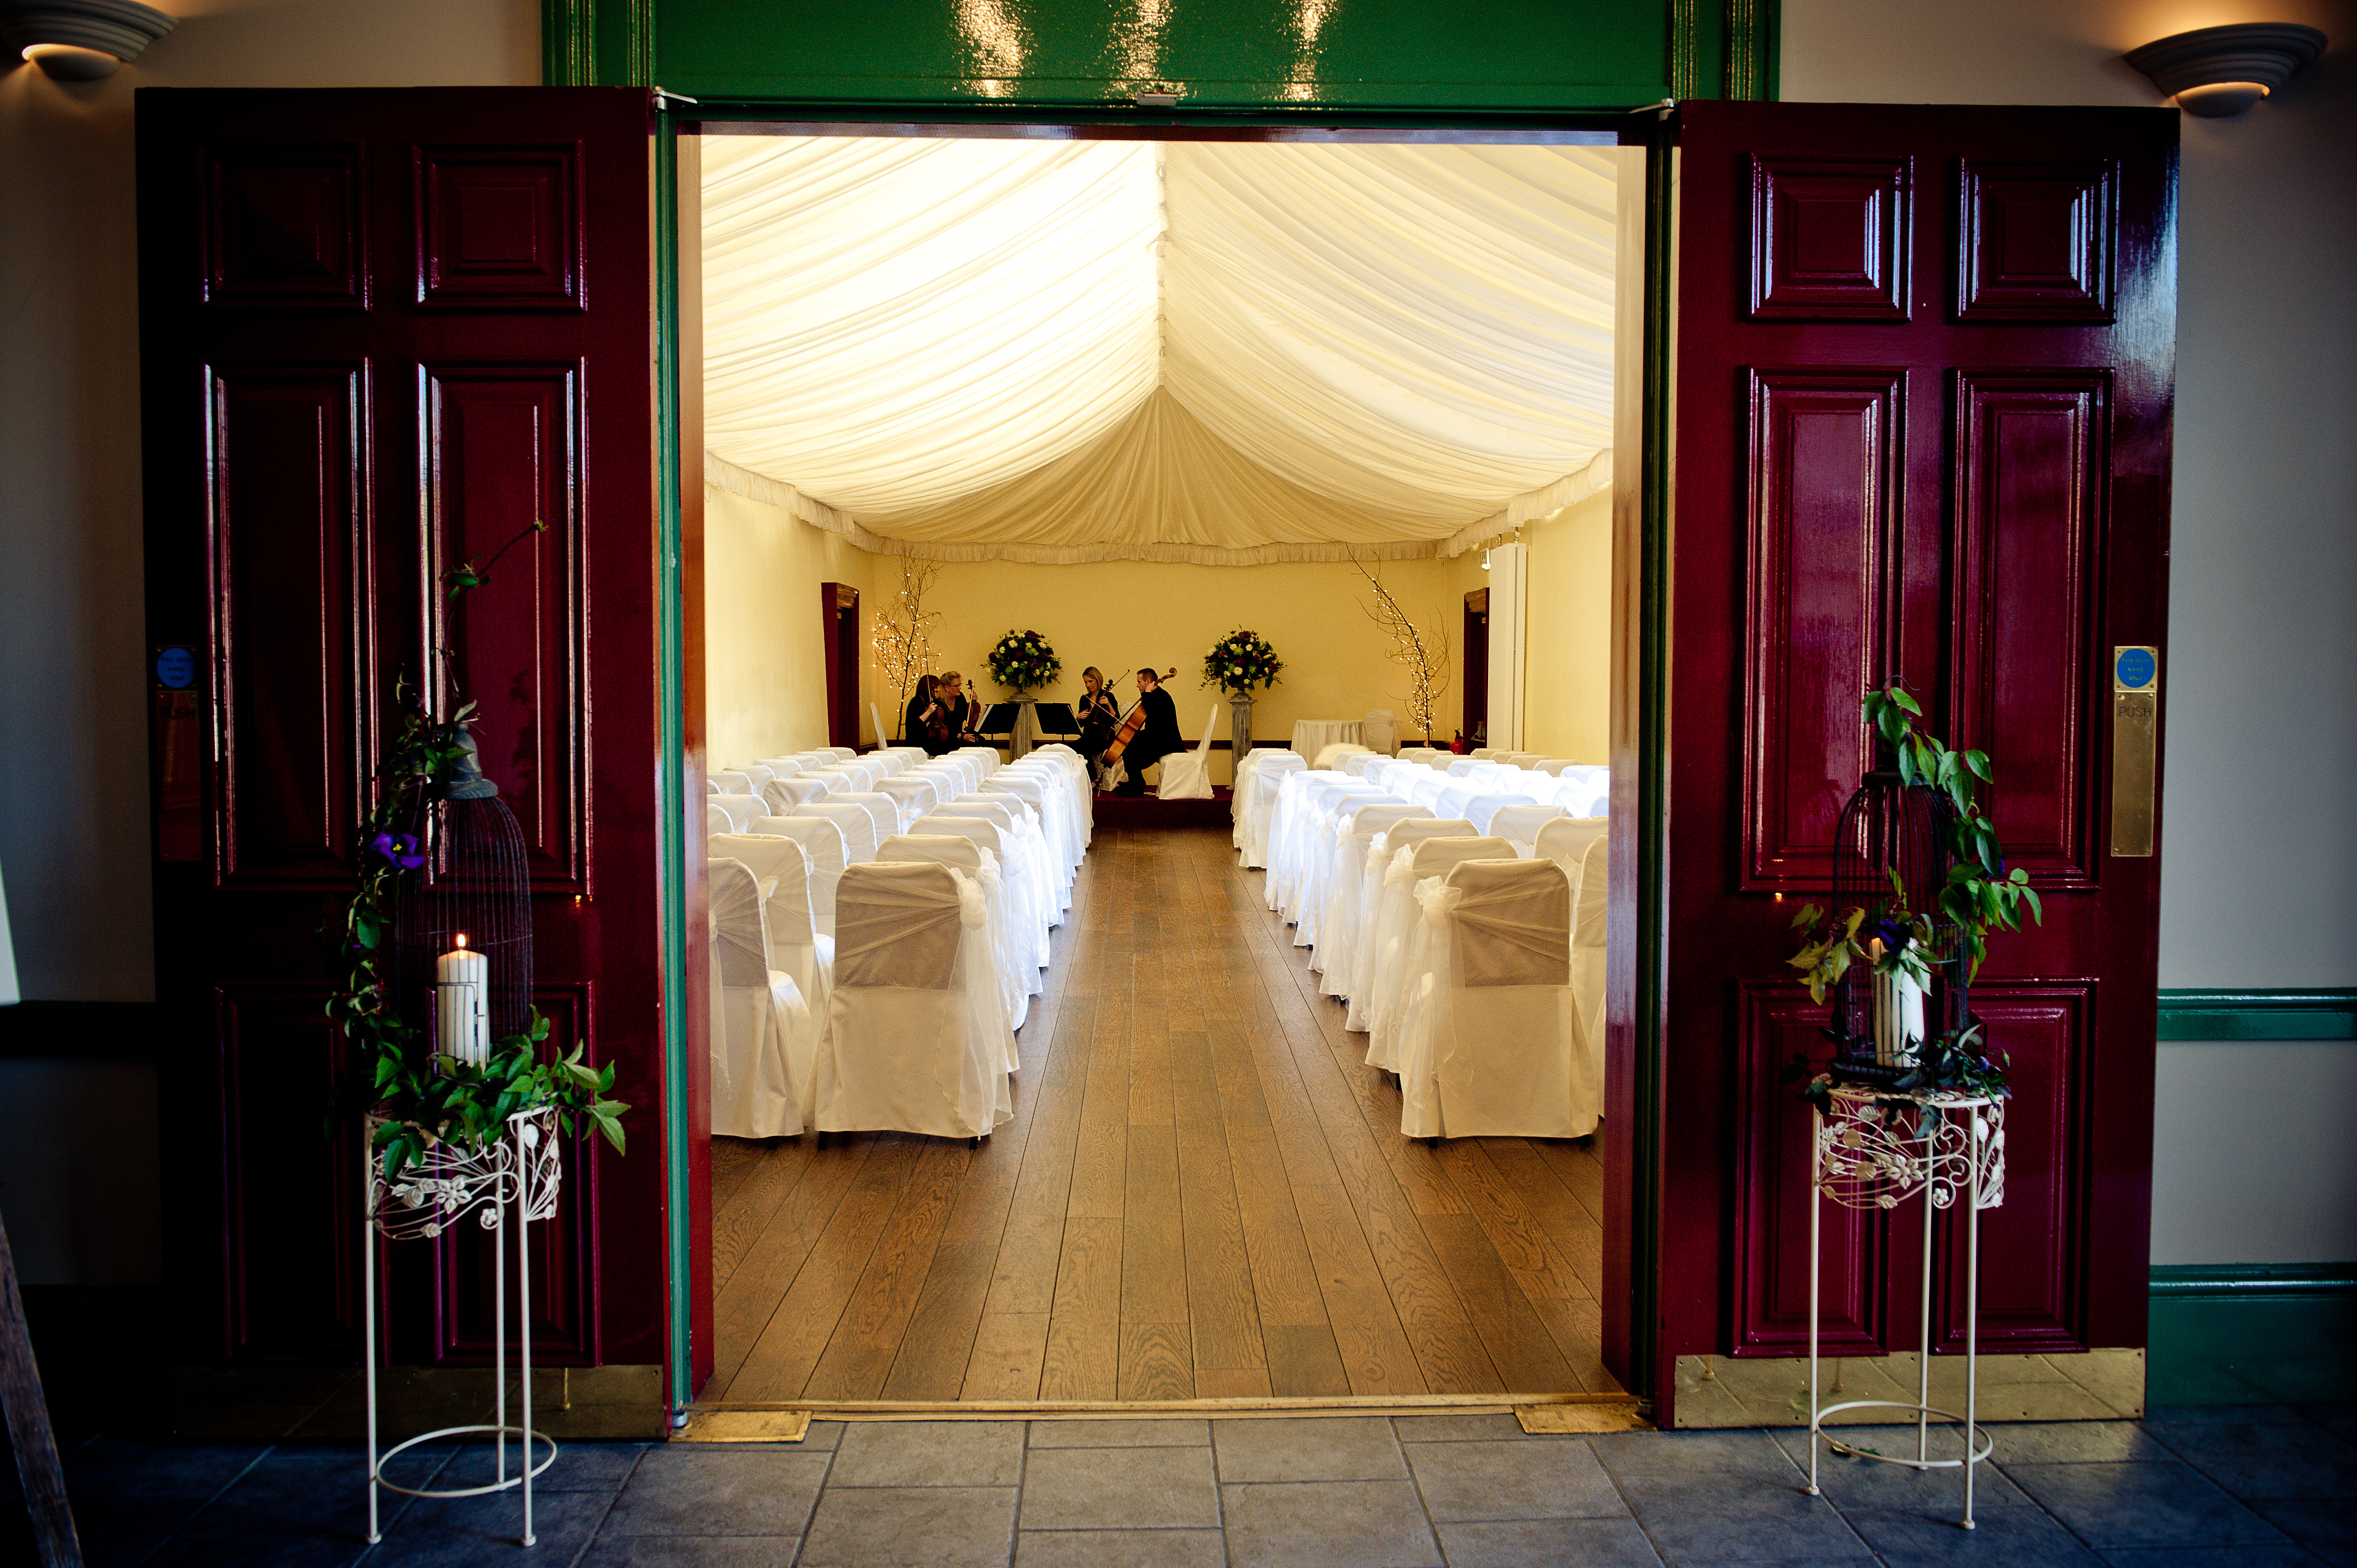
left=1075, top=666, right=1120, bottom=768
left=937, top=671, right=982, bottom=749
left=903, top=674, right=941, bottom=750
left=1111, top=663, right=1183, bottom=796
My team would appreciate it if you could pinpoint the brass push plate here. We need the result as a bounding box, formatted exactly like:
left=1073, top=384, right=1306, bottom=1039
left=2110, top=646, right=2159, bottom=857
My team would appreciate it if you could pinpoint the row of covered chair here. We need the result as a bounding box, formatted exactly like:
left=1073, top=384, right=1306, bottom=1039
left=704, top=744, right=1095, bottom=1144
left=1241, top=749, right=1610, bottom=1142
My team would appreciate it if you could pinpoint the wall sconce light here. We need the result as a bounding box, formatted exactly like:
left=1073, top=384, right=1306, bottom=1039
left=1, top=0, right=177, bottom=81
left=2126, top=22, right=2327, bottom=117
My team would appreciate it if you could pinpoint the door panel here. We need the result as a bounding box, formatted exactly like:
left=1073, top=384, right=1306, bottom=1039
left=142, top=88, right=661, bottom=1376
left=1645, top=102, right=2174, bottom=1419
left=208, top=363, right=371, bottom=890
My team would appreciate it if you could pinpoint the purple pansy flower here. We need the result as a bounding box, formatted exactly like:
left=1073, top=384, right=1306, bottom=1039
left=370, top=831, right=426, bottom=870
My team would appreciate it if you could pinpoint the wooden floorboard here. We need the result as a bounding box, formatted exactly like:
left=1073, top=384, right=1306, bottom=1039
left=704, top=819, right=1614, bottom=1404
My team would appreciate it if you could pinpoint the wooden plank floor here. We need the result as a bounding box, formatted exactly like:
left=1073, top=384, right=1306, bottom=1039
left=704, top=822, right=1619, bottom=1404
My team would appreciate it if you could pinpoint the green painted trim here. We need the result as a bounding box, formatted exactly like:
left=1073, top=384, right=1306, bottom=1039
left=1630, top=123, right=1676, bottom=1406
left=2157, top=988, right=2357, bottom=1041
left=681, top=100, right=1641, bottom=130
left=1722, top=0, right=1776, bottom=101
left=542, top=0, right=595, bottom=86
left=2149, top=1263, right=2357, bottom=1404
left=652, top=107, right=692, bottom=1419
left=1668, top=0, right=1705, bottom=100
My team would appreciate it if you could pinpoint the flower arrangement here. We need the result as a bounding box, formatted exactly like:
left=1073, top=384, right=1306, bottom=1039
left=1201, top=628, right=1284, bottom=697
left=987, top=628, right=1062, bottom=695
left=328, top=524, right=628, bottom=1178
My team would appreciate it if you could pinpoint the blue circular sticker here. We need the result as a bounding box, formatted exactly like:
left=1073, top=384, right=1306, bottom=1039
left=155, top=647, right=196, bottom=690
left=2115, top=647, right=2157, bottom=690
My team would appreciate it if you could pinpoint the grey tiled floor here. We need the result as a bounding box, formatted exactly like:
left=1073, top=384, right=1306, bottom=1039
left=65, top=1404, right=2356, bottom=1566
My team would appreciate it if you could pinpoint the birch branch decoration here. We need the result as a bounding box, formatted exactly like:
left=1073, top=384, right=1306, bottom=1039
left=1352, top=555, right=1451, bottom=744
left=871, top=551, right=941, bottom=725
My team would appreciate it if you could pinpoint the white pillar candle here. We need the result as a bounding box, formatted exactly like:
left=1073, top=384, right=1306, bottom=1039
left=436, top=936, right=490, bottom=1065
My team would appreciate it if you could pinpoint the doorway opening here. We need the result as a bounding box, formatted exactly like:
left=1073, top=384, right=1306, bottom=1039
left=686, top=124, right=1633, bottom=1411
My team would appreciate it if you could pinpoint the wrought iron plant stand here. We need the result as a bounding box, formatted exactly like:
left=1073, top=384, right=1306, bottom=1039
left=1802, top=747, right=2005, bottom=1528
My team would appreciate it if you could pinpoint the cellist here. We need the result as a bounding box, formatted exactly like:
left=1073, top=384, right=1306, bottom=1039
left=1110, top=664, right=1183, bottom=796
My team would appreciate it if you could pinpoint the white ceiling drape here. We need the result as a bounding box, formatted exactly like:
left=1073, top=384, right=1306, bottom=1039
left=702, top=136, right=1614, bottom=563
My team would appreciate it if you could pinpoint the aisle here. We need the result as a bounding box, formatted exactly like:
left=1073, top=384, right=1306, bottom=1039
left=704, top=823, right=1618, bottom=1404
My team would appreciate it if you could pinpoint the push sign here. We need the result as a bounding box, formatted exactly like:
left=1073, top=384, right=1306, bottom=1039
left=2110, top=646, right=2159, bottom=857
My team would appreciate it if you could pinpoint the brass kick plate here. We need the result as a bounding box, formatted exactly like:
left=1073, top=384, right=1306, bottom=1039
left=675, top=1409, right=811, bottom=1443
left=1516, top=1402, right=1651, bottom=1434
left=2110, top=646, right=2159, bottom=858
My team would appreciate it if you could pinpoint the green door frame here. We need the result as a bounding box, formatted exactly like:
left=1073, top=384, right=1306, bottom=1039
left=649, top=97, right=1681, bottom=1418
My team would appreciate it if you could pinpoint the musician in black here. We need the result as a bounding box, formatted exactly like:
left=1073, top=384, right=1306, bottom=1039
left=1112, top=664, right=1183, bottom=796
left=936, top=670, right=982, bottom=750
left=1075, top=666, right=1120, bottom=769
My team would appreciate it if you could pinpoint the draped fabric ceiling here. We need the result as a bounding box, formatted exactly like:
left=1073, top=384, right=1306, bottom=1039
left=703, top=136, right=1614, bottom=564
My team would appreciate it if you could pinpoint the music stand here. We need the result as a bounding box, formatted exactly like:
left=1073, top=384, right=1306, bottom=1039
left=975, top=703, right=1023, bottom=740
left=1031, top=702, right=1080, bottom=738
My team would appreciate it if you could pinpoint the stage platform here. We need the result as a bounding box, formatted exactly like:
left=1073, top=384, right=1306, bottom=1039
left=1091, top=785, right=1233, bottom=830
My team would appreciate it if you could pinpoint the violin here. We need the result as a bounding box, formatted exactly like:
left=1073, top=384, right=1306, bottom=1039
left=1095, top=668, right=1177, bottom=787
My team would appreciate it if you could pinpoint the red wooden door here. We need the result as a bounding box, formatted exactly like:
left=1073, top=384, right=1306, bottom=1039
left=1638, top=102, right=2175, bottom=1415
left=137, top=88, right=678, bottom=1382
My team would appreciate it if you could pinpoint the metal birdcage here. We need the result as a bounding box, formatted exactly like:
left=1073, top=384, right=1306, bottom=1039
left=392, top=729, right=534, bottom=1053
left=1824, top=742, right=1972, bottom=1087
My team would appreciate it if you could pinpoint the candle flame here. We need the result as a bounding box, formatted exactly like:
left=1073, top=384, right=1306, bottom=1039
left=455, top=933, right=469, bottom=948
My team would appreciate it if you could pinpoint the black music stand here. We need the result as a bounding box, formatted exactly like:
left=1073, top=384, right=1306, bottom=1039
left=975, top=703, right=1023, bottom=740
left=1031, top=702, right=1080, bottom=738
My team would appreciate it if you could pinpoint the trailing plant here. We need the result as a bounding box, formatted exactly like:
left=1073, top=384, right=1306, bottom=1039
left=1201, top=628, right=1284, bottom=697
left=327, top=523, right=628, bottom=1178
left=986, top=628, right=1062, bottom=695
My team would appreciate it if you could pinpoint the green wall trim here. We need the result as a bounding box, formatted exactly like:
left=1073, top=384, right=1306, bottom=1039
left=2149, top=1263, right=2357, bottom=1405
left=542, top=0, right=594, bottom=86
left=2157, top=988, right=2357, bottom=1041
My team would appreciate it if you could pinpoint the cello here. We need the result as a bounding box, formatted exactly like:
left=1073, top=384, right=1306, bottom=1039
left=1094, top=668, right=1177, bottom=791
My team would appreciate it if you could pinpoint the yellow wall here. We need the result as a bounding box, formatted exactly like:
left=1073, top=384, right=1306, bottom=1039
left=1519, top=489, right=1613, bottom=762
left=703, top=486, right=878, bottom=767
left=910, top=554, right=1475, bottom=783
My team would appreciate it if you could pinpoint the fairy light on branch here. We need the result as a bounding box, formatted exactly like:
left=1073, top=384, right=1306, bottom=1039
left=871, top=551, right=942, bottom=728
left=1351, top=554, right=1450, bottom=744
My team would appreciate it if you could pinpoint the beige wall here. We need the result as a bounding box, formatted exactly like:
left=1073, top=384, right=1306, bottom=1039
left=1519, top=491, right=1613, bottom=763
left=906, top=554, right=1476, bottom=781
left=703, top=487, right=879, bottom=767
left=1786, top=0, right=2357, bottom=1265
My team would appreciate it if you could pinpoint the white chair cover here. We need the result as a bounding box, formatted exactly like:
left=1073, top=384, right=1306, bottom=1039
left=1362, top=834, right=1514, bottom=1069
left=742, top=814, right=848, bottom=937
left=954, top=794, right=1064, bottom=920
left=740, top=765, right=776, bottom=792
left=812, top=862, right=1016, bottom=1140
left=1342, top=818, right=1477, bottom=1031
left=1446, top=758, right=1486, bottom=778
left=708, top=794, right=764, bottom=833
left=1293, top=785, right=1403, bottom=941
left=758, top=757, right=804, bottom=780
left=1534, top=817, right=1608, bottom=886
left=1395, top=857, right=1587, bottom=1140
left=1459, top=792, right=1538, bottom=834
left=710, top=769, right=754, bottom=796
left=1361, top=709, right=1399, bottom=756
left=827, top=790, right=907, bottom=841
left=1156, top=706, right=1218, bottom=800
left=825, top=746, right=856, bottom=762
left=709, top=857, right=817, bottom=1138
left=705, top=778, right=722, bottom=796
left=709, top=834, right=835, bottom=1027
left=1271, top=776, right=1386, bottom=919
left=1314, top=741, right=1373, bottom=770
left=1236, top=750, right=1306, bottom=867
left=878, top=833, right=1028, bottom=1043
left=1572, top=836, right=1609, bottom=1121
left=765, top=776, right=831, bottom=810
left=1490, top=804, right=1567, bottom=857
left=1313, top=802, right=1433, bottom=991
left=797, top=800, right=882, bottom=864
left=706, top=802, right=735, bottom=835
left=924, top=814, right=1050, bottom=977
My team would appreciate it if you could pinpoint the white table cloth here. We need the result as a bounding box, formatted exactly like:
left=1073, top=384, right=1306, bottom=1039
left=1291, top=718, right=1363, bottom=759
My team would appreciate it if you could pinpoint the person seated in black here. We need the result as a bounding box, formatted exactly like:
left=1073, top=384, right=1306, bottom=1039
left=905, top=674, right=953, bottom=755
left=1111, top=664, right=1182, bottom=796
left=1075, top=666, right=1120, bottom=770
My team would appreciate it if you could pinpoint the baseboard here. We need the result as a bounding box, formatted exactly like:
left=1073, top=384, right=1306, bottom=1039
left=2157, top=989, right=2357, bottom=1041
left=2148, top=1263, right=2357, bottom=1404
